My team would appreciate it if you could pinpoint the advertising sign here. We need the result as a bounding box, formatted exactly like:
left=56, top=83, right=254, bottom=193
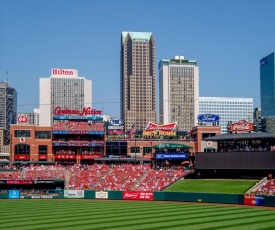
left=229, top=120, right=255, bottom=133
left=156, top=153, right=187, bottom=160
left=197, top=114, right=220, bottom=122
left=244, top=195, right=264, bottom=206
left=54, top=106, right=102, bottom=116
left=80, top=154, right=102, bottom=159
left=17, top=114, right=29, bottom=124
left=145, top=122, right=177, bottom=132
left=55, top=155, right=76, bottom=160
left=122, top=191, right=154, bottom=200
left=9, top=190, right=20, bottom=199
left=95, top=191, right=108, bottom=199
left=64, top=190, right=84, bottom=198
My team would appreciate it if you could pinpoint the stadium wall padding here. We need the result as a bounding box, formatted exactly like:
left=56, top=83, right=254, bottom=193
left=155, top=192, right=243, bottom=204
left=107, top=191, right=122, bottom=200
left=84, top=190, right=95, bottom=199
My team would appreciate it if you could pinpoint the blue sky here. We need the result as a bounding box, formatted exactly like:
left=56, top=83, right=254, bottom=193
left=1, top=0, right=275, bottom=119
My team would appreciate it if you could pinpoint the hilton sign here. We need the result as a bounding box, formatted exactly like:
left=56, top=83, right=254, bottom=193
left=51, top=68, right=78, bottom=77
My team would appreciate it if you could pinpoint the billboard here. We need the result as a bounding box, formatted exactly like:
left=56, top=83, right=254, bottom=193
left=64, top=190, right=84, bottom=198
left=9, top=190, right=20, bottom=199
left=156, top=153, right=187, bottom=160
left=122, top=191, right=154, bottom=200
left=229, top=120, right=256, bottom=133
left=244, top=195, right=264, bottom=206
left=108, top=119, right=124, bottom=135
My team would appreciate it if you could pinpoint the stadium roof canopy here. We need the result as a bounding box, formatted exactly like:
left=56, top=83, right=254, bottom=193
left=204, top=132, right=275, bottom=141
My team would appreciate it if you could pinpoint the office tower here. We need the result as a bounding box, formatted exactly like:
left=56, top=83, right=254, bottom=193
left=121, top=31, right=156, bottom=132
left=260, top=52, right=275, bottom=117
left=0, top=81, right=17, bottom=144
left=159, top=56, right=199, bottom=132
left=199, top=97, right=253, bottom=133
left=39, top=68, right=92, bottom=126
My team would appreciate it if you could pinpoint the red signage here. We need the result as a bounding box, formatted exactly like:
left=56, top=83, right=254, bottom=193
left=80, top=154, right=102, bottom=159
left=244, top=194, right=256, bottom=205
left=14, top=155, right=30, bottom=160
left=145, top=122, right=177, bottom=132
left=54, top=107, right=102, bottom=116
left=17, top=115, right=28, bottom=123
left=109, top=130, right=124, bottom=135
left=55, top=154, right=76, bottom=160
left=122, top=191, right=154, bottom=200
left=6, top=180, right=33, bottom=185
left=52, top=68, right=74, bottom=75
left=230, top=120, right=254, bottom=133
left=38, top=154, right=48, bottom=160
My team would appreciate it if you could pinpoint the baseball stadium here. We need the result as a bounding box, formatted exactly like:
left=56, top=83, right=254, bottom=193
left=1, top=112, right=275, bottom=229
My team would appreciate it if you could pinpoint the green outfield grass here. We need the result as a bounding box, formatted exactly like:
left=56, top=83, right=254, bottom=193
left=164, top=179, right=259, bottom=194
left=0, top=200, right=274, bottom=230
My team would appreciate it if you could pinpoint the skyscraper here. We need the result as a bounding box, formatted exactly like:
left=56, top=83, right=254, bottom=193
left=39, top=68, right=92, bottom=126
left=0, top=81, right=17, bottom=144
left=121, top=32, right=156, bottom=132
left=260, top=52, right=275, bottom=117
left=159, top=56, right=199, bottom=132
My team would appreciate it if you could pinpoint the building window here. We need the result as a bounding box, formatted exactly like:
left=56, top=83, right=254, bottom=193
left=39, top=145, right=48, bottom=154
left=35, top=131, right=51, bottom=139
left=14, top=130, right=31, bottom=138
left=14, top=144, right=30, bottom=154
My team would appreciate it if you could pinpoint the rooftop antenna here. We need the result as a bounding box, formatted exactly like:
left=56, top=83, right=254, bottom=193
left=6, top=70, right=8, bottom=82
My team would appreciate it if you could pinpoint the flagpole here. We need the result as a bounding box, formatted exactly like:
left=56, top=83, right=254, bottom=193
left=135, top=136, right=136, bottom=164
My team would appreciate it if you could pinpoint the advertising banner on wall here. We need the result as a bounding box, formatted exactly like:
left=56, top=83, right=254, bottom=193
left=9, top=190, right=20, bottom=199
left=95, top=191, right=108, bottom=199
left=64, top=190, right=84, bottom=198
left=122, top=191, right=154, bottom=201
left=244, top=194, right=264, bottom=206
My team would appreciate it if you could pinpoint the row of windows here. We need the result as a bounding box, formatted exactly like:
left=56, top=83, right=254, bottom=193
left=14, top=144, right=48, bottom=154
left=14, top=130, right=51, bottom=139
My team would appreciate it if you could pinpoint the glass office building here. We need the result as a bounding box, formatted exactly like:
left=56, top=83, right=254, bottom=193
left=260, top=52, right=275, bottom=117
left=199, top=97, right=253, bottom=133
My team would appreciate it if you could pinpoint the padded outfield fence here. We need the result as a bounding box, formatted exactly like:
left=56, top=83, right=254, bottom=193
left=1, top=189, right=275, bottom=207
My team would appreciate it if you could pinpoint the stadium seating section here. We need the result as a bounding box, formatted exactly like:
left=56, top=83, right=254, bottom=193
left=0, top=164, right=190, bottom=191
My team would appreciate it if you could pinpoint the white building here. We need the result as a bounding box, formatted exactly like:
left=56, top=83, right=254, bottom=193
left=159, top=56, right=199, bottom=132
left=39, top=68, right=92, bottom=126
left=199, top=97, right=254, bottom=133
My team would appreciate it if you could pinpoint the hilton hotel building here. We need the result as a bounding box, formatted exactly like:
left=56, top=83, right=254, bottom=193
left=121, top=32, right=156, bottom=132
left=39, top=69, right=92, bottom=126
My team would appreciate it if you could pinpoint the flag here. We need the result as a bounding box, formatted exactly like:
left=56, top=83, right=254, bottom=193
left=127, top=123, right=136, bottom=140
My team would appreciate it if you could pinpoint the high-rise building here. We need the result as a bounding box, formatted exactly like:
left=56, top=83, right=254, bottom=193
left=121, top=32, right=156, bottom=132
left=260, top=52, right=275, bottom=117
left=39, top=68, right=92, bottom=126
left=199, top=97, right=254, bottom=133
left=0, top=81, right=17, bottom=144
left=159, top=56, right=199, bottom=132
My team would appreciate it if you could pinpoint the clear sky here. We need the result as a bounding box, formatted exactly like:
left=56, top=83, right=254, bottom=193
left=1, top=0, right=275, bottom=119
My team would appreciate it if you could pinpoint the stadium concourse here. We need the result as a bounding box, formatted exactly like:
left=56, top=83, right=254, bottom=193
left=0, top=163, right=190, bottom=192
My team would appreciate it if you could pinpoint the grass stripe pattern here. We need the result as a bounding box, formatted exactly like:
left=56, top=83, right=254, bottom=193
left=0, top=200, right=275, bottom=230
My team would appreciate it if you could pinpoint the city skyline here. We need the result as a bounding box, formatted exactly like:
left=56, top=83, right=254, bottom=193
left=1, top=1, right=275, bottom=119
